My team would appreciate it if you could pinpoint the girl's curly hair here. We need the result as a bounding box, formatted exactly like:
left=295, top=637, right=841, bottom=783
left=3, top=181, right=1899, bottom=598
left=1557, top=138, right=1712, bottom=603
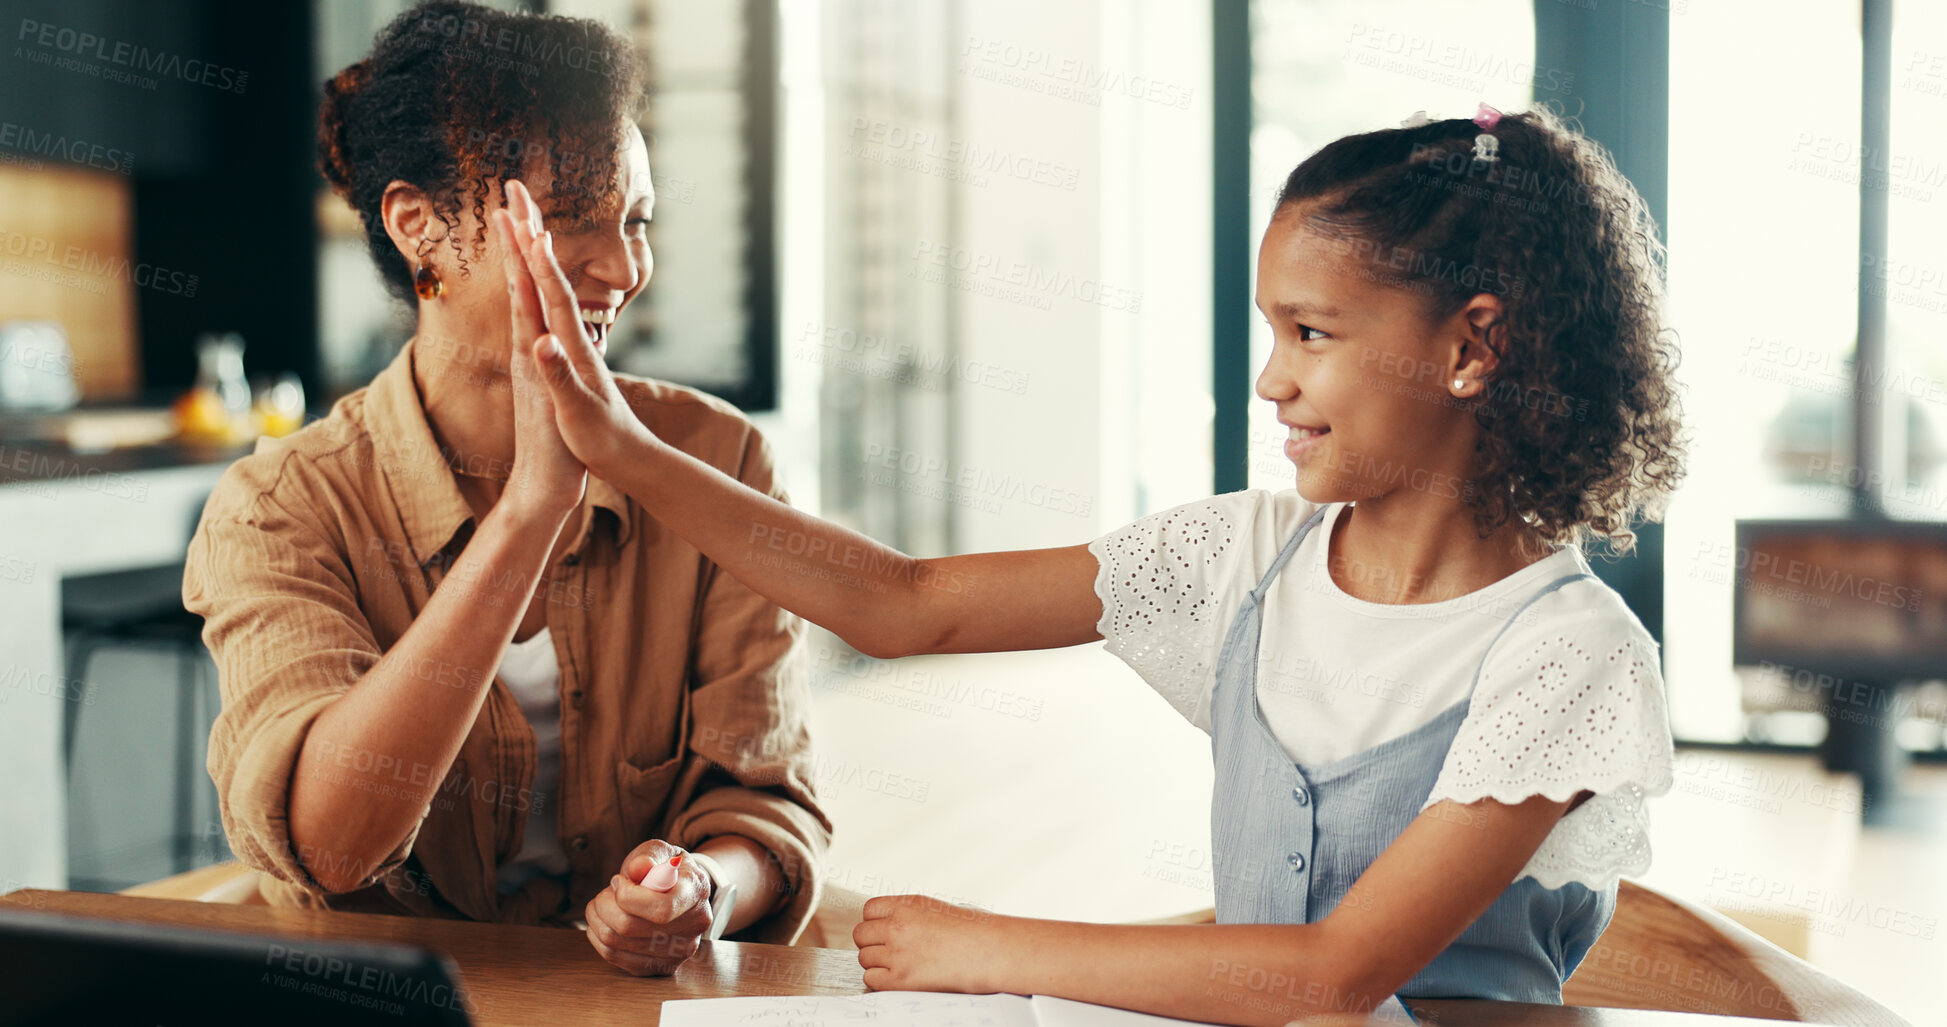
left=1275, top=103, right=1686, bottom=555
left=317, top=0, right=645, bottom=303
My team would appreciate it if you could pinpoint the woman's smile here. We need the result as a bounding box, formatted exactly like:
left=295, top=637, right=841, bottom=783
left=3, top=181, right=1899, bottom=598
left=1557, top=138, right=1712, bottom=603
left=577, top=302, right=617, bottom=352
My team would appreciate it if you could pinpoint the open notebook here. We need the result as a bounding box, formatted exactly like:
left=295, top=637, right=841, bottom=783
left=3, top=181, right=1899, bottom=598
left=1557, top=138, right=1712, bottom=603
left=660, top=991, right=1415, bottom=1026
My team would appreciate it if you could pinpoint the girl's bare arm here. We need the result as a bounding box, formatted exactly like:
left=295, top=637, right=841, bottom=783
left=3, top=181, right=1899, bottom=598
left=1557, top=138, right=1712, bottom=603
left=603, top=439, right=1102, bottom=658
left=517, top=222, right=1104, bottom=659
left=857, top=792, right=1585, bottom=1025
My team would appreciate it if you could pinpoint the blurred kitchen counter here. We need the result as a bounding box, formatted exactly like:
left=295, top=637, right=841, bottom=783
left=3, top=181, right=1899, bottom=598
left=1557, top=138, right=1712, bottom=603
left=0, top=435, right=252, bottom=486
left=0, top=404, right=255, bottom=483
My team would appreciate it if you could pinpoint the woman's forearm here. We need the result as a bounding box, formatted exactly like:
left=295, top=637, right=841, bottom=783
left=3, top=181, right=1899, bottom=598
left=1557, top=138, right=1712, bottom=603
left=287, top=499, right=568, bottom=892
left=693, top=835, right=790, bottom=936
left=990, top=919, right=1388, bottom=1027
left=602, top=441, right=941, bottom=659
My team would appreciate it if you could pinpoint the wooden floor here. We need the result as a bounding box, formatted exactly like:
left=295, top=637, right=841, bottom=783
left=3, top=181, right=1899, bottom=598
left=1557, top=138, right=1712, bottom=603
left=802, top=632, right=1943, bottom=1025
left=802, top=633, right=1218, bottom=927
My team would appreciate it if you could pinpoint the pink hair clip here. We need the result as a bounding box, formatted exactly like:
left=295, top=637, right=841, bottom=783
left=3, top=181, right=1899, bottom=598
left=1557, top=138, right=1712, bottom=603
left=1471, top=102, right=1502, bottom=162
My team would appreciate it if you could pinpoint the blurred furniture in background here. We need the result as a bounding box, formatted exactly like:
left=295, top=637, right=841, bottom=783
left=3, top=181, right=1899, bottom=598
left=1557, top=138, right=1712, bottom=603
left=1733, top=519, right=1947, bottom=817
left=62, top=483, right=219, bottom=877
left=118, top=860, right=262, bottom=905
left=1563, top=881, right=1904, bottom=1024
left=0, top=165, right=140, bottom=400
left=0, top=447, right=237, bottom=894
left=0, top=321, right=80, bottom=412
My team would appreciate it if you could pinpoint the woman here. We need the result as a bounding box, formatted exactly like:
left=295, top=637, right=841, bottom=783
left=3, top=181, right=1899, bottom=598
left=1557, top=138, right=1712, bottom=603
left=182, top=0, right=828, bottom=973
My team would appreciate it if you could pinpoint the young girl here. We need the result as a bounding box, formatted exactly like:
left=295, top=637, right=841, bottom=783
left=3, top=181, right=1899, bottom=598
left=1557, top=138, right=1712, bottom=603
left=498, top=102, right=1685, bottom=1022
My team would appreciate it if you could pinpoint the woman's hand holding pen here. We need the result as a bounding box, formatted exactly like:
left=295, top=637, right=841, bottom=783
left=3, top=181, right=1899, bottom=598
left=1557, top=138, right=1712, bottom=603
left=496, top=177, right=660, bottom=481
left=493, top=178, right=588, bottom=522
left=583, top=840, right=715, bottom=976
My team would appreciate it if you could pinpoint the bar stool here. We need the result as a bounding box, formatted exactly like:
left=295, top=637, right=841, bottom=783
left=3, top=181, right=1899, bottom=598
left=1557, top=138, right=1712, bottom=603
left=63, top=493, right=222, bottom=878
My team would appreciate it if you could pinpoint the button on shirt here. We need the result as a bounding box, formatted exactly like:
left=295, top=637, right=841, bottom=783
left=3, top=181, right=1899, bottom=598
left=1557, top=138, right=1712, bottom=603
left=183, top=337, right=831, bottom=940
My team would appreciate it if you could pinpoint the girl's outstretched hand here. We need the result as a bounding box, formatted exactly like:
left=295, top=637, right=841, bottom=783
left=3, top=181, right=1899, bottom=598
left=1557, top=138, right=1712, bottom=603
left=494, top=181, right=586, bottom=518
left=499, top=179, right=659, bottom=479
left=853, top=894, right=1015, bottom=995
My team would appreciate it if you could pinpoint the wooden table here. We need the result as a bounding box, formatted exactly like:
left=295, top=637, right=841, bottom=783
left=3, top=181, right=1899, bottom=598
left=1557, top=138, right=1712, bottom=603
left=0, top=889, right=1840, bottom=1026
left=2, top=888, right=863, bottom=1026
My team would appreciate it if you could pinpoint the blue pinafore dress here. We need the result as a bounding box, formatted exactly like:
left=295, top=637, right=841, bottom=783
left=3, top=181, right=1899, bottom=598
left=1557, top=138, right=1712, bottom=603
left=1208, top=505, right=1613, bottom=1003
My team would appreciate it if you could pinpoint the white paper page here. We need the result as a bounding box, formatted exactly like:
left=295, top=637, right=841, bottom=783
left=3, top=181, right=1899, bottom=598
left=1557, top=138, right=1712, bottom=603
left=1026, top=995, right=1218, bottom=1027
left=659, top=991, right=1039, bottom=1027
left=1029, top=993, right=1415, bottom=1026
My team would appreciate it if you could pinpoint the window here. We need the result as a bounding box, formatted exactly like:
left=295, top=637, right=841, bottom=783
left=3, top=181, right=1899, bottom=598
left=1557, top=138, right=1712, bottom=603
left=1884, top=0, right=1947, bottom=518
left=1667, top=0, right=1947, bottom=751
left=1663, top=0, right=1863, bottom=742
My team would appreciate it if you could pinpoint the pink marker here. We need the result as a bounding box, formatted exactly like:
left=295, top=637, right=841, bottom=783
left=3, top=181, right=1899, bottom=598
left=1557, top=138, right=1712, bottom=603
left=638, top=854, right=682, bottom=892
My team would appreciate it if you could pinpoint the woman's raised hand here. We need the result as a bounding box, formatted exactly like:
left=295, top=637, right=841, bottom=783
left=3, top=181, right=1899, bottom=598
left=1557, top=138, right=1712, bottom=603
left=497, top=179, right=658, bottom=480
left=494, top=179, right=587, bottom=521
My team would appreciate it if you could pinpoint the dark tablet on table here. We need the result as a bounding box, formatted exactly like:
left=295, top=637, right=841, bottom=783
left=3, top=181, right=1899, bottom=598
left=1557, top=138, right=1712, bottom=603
left=0, top=906, right=475, bottom=1026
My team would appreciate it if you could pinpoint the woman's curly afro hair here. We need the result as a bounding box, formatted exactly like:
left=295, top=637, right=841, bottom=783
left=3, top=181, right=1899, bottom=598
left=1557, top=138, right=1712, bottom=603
left=1275, top=103, right=1687, bottom=555
left=317, top=0, right=646, bottom=302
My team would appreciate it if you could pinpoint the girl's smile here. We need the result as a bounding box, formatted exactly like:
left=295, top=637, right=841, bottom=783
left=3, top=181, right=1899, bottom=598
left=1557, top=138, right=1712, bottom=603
left=1283, top=423, right=1331, bottom=462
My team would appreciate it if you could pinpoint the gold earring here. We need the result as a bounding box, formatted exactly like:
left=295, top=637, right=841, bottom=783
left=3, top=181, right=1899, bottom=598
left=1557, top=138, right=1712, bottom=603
left=413, top=261, right=444, bottom=300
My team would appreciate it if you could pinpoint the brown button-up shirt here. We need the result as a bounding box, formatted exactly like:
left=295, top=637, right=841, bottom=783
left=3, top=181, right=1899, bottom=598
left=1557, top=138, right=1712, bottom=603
left=182, top=338, right=830, bottom=942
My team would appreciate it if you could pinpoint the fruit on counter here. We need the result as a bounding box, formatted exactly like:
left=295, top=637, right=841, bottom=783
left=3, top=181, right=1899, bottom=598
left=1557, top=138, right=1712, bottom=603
left=174, top=386, right=252, bottom=444
left=252, top=374, right=306, bottom=437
